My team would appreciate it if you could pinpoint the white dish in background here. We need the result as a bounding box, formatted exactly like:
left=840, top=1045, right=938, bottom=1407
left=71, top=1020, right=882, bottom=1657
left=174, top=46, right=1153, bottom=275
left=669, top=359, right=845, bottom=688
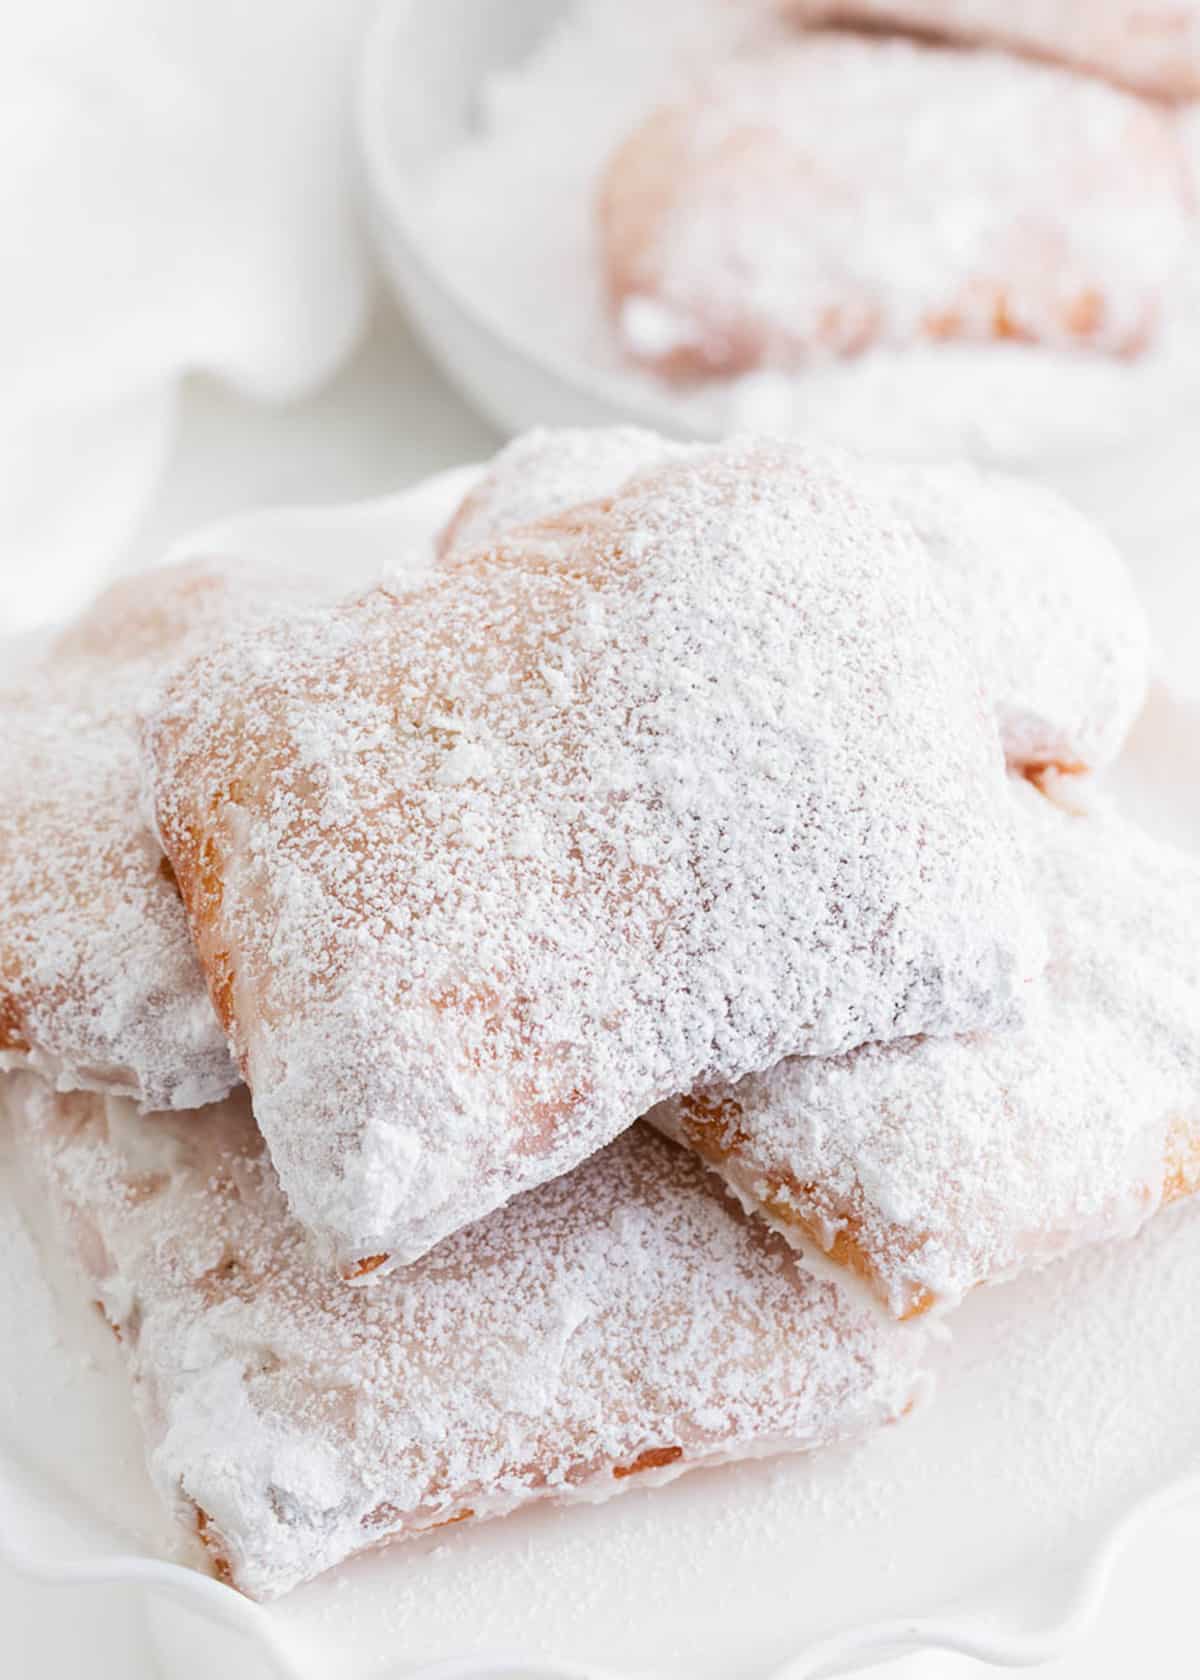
left=358, top=0, right=1200, bottom=467
left=2, top=469, right=1200, bottom=1680
left=358, top=0, right=681, bottom=444
left=358, top=0, right=1200, bottom=700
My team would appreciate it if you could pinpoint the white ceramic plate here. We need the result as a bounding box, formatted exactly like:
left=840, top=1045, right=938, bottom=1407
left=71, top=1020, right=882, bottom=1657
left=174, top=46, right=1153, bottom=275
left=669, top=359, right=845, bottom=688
left=3, top=470, right=1200, bottom=1680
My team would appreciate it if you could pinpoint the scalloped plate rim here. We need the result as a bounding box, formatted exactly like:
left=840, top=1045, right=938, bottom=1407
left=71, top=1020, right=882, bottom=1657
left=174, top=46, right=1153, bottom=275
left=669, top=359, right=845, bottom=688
left=3, top=1468, right=1200, bottom=1679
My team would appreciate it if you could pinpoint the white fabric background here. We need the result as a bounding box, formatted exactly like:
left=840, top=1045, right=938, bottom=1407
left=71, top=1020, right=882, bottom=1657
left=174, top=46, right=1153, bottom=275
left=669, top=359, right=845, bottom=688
left=0, top=0, right=373, bottom=633
left=0, top=4, right=1196, bottom=1675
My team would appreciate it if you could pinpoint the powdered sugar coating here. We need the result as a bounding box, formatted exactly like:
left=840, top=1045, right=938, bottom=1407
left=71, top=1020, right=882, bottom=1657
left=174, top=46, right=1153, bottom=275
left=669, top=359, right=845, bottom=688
left=443, top=429, right=1149, bottom=773
left=6, top=1073, right=928, bottom=1600
left=0, top=568, right=248, bottom=1110
left=791, top=0, right=1200, bottom=101
left=0, top=665, right=231, bottom=1111
left=651, top=779, right=1200, bottom=1318
left=145, top=434, right=1037, bottom=1271
left=438, top=426, right=686, bottom=558
left=599, top=33, right=1190, bottom=377
left=0, top=558, right=387, bottom=1112
left=866, top=461, right=1149, bottom=770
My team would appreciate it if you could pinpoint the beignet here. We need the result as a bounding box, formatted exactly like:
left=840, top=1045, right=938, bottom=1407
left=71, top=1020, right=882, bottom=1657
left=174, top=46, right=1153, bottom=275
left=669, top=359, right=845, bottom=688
left=144, top=435, right=1037, bottom=1272
left=442, top=428, right=1149, bottom=775
left=651, top=779, right=1200, bottom=1318
left=7, top=1074, right=928, bottom=1600
left=0, top=555, right=384, bottom=1110
left=599, top=34, right=1189, bottom=378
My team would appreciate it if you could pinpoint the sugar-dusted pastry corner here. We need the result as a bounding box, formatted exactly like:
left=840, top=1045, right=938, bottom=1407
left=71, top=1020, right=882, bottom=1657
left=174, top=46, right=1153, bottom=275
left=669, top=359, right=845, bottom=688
left=598, top=33, right=1189, bottom=378
left=651, top=778, right=1200, bottom=1319
left=0, top=555, right=383, bottom=1113
left=143, top=432, right=1038, bottom=1275
left=5, top=1073, right=928, bottom=1600
left=437, top=424, right=686, bottom=558
left=0, top=566, right=254, bottom=1113
left=441, top=428, right=1149, bottom=777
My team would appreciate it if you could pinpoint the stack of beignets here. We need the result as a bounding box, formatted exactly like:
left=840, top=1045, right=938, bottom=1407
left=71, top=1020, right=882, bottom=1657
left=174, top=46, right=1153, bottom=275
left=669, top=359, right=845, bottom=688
left=5, top=426, right=1195, bottom=1604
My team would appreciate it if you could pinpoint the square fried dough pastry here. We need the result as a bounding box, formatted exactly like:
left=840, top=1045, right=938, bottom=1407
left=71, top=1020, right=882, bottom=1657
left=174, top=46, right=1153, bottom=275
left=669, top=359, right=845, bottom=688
left=598, top=33, right=1190, bottom=379
left=651, top=779, right=1200, bottom=1320
left=143, top=434, right=1038, bottom=1275
left=6, top=1073, right=928, bottom=1600
left=0, top=556, right=377, bottom=1112
left=445, top=428, right=1149, bottom=776
left=788, top=1, right=1200, bottom=102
